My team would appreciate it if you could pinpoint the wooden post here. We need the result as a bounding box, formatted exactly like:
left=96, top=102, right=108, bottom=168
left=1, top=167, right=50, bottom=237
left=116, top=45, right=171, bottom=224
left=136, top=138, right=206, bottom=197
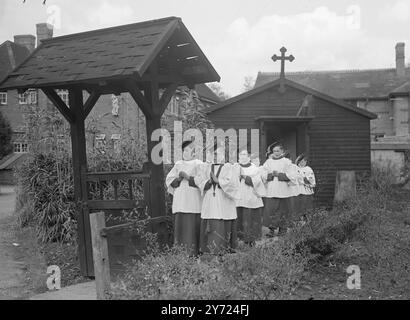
left=145, top=115, right=166, bottom=217
left=127, top=72, right=178, bottom=219
left=259, top=121, right=267, bottom=162
left=69, top=87, right=93, bottom=276
left=89, top=211, right=111, bottom=300
left=334, top=170, right=357, bottom=203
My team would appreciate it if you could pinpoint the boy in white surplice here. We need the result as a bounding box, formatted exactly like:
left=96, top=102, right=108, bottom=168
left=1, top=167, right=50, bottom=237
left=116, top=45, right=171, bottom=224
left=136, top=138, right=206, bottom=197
left=195, top=144, right=241, bottom=254
left=295, top=154, right=316, bottom=220
left=165, top=140, right=203, bottom=255
left=236, top=149, right=266, bottom=245
left=261, top=143, right=294, bottom=235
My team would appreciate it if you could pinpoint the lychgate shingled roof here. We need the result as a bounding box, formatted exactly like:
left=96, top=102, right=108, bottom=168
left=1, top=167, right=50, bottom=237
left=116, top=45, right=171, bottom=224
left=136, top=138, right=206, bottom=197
left=0, top=16, right=219, bottom=90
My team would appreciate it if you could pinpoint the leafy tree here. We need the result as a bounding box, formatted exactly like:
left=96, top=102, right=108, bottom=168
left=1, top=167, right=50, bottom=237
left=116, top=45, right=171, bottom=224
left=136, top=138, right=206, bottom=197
left=0, top=111, right=13, bottom=159
left=207, top=82, right=230, bottom=101
left=243, top=76, right=255, bottom=92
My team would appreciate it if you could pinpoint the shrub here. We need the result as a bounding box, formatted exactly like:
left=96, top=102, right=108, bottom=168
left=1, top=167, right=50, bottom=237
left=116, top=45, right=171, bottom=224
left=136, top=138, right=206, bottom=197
left=0, top=111, right=13, bottom=158
left=15, top=151, right=77, bottom=243
left=110, top=234, right=309, bottom=300
left=219, top=239, right=309, bottom=299
left=110, top=246, right=235, bottom=300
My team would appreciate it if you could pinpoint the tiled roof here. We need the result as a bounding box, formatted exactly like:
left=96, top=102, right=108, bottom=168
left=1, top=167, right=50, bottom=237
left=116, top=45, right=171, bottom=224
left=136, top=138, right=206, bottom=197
left=0, top=17, right=219, bottom=90
left=0, top=41, right=30, bottom=83
left=255, top=67, right=410, bottom=100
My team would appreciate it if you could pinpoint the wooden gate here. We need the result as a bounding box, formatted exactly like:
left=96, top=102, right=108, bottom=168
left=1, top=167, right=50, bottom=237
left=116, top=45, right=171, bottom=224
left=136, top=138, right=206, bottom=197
left=83, top=165, right=172, bottom=277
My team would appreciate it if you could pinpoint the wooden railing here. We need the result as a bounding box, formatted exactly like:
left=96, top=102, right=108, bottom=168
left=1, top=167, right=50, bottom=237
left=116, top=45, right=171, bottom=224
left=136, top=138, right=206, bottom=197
left=84, top=168, right=172, bottom=299
left=90, top=211, right=172, bottom=299
left=84, top=170, right=151, bottom=212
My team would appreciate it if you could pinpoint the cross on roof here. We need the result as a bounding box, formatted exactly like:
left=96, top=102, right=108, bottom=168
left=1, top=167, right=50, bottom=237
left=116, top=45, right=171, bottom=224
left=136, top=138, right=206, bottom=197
left=271, top=46, right=294, bottom=92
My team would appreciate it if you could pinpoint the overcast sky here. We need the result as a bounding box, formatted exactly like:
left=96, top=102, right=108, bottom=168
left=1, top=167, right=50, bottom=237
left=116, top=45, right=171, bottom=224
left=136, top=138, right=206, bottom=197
left=0, top=0, right=409, bottom=95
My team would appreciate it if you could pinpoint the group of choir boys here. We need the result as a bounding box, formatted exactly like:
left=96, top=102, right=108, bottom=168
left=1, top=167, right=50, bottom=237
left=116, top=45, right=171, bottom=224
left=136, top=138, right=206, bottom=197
left=165, top=140, right=316, bottom=255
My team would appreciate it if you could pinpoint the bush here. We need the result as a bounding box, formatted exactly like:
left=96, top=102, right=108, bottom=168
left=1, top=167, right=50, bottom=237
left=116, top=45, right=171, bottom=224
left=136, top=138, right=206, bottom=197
left=0, top=111, right=13, bottom=158
left=15, top=151, right=77, bottom=243
left=110, top=236, right=309, bottom=300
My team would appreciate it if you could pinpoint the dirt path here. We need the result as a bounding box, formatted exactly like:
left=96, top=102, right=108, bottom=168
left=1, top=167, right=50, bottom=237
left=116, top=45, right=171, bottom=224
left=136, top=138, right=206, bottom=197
left=0, top=186, right=46, bottom=299
left=0, top=185, right=26, bottom=299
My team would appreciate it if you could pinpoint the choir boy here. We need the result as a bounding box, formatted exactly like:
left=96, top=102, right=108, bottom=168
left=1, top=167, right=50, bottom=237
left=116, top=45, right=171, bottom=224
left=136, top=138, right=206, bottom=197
left=261, top=143, right=294, bottom=236
left=236, top=149, right=265, bottom=245
left=165, top=140, right=203, bottom=255
left=195, top=143, right=241, bottom=254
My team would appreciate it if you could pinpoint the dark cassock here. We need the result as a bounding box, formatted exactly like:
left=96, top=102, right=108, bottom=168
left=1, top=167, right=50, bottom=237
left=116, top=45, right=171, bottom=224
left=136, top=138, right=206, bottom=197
left=236, top=150, right=266, bottom=244
left=165, top=141, right=203, bottom=255
left=260, top=143, right=294, bottom=234
left=195, top=145, right=241, bottom=254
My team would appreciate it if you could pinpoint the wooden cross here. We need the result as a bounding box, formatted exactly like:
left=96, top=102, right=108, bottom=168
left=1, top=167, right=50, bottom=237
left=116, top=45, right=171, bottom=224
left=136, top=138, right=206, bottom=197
left=271, top=47, right=294, bottom=92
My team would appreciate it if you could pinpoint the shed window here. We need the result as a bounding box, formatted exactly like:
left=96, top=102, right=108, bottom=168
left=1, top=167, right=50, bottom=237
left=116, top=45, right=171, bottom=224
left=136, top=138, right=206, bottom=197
left=0, top=92, right=7, bottom=105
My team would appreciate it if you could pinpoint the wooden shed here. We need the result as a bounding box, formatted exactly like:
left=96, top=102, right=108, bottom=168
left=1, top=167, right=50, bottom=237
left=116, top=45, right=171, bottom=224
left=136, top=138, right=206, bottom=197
left=206, top=78, right=377, bottom=206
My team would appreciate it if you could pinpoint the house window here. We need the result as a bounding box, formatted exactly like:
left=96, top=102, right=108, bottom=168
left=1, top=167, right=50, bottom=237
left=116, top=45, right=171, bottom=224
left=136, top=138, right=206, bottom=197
left=95, top=134, right=106, bottom=153
left=0, top=92, right=7, bottom=105
left=57, top=90, right=69, bottom=105
left=18, top=92, right=27, bottom=104
left=19, top=90, right=37, bottom=105
left=13, top=142, right=28, bottom=153
left=111, top=133, right=121, bottom=153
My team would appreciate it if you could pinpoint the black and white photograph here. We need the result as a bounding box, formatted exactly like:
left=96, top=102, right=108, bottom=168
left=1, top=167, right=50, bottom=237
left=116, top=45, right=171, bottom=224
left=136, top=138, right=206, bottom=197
left=0, top=0, right=409, bottom=305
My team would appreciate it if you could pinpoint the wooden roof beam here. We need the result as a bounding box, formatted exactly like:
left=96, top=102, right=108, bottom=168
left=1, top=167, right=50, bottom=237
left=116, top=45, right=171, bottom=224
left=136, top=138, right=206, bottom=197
left=124, top=79, right=153, bottom=119
left=84, top=90, right=102, bottom=118
left=42, top=88, right=75, bottom=123
left=158, top=83, right=179, bottom=115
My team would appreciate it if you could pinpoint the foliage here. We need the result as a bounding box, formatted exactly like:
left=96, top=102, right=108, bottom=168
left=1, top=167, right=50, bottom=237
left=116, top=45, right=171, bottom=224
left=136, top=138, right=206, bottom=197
left=15, top=151, right=77, bottom=243
left=207, top=82, right=230, bottom=101
left=15, top=103, right=147, bottom=244
left=243, top=76, right=255, bottom=92
left=110, top=238, right=308, bottom=300
left=0, top=111, right=13, bottom=159
left=180, top=92, right=214, bottom=135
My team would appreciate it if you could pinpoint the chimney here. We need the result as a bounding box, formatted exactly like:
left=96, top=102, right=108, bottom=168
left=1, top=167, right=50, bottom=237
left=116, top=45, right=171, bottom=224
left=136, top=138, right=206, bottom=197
left=395, top=42, right=405, bottom=77
left=14, top=34, right=36, bottom=53
left=36, top=23, right=53, bottom=47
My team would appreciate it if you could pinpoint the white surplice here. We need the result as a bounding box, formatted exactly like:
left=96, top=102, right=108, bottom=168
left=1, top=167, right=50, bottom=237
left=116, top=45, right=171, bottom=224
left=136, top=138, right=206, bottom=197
left=287, top=163, right=302, bottom=197
left=165, top=159, right=203, bottom=214
left=297, top=166, right=316, bottom=195
left=195, top=162, right=240, bottom=220
left=261, top=157, right=293, bottom=198
left=236, top=163, right=265, bottom=209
